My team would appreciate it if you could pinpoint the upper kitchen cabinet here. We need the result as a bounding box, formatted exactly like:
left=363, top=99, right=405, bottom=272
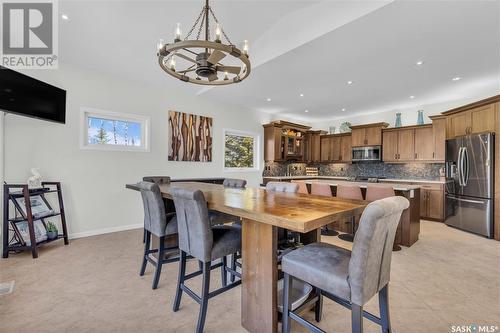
left=263, top=120, right=311, bottom=161
left=383, top=124, right=443, bottom=162
left=445, top=100, right=497, bottom=138
left=320, top=133, right=351, bottom=163
left=430, top=115, right=446, bottom=161
left=350, top=122, right=389, bottom=147
left=304, top=130, right=325, bottom=163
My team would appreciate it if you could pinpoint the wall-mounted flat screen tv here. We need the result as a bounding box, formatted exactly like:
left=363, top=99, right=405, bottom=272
left=0, top=66, right=66, bottom=124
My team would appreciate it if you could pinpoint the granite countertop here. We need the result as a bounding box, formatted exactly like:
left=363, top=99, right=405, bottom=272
left=301, top=179, right=420, bottom=191
left=262, top=175, right=445, bottom=184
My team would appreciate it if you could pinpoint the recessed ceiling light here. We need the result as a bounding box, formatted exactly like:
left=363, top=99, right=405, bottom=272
left=341, top=108, right=346, bottom=112
left=300, top=93, right=304, bottom=97
left=452, top=76, right=461, bottom=81
left=61, top=14, right=69, bottom=20
left=304, top=109, right=309, bottom=113
left=416, top=60, right=424, bottom=66
left=347, top=81, right=353, bottom=85
left=266, top=98, right=271, bottom=102
left=409, top=95, right=415, bottom=99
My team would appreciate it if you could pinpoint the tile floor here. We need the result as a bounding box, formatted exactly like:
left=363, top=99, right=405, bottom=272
left=0, top=221, right=499, bottom=333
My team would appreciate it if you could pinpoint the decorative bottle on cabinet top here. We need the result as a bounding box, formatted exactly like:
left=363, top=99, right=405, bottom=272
left=395, top=113, right=402, bottom=128
left=417, top=110, right=424, bottom=125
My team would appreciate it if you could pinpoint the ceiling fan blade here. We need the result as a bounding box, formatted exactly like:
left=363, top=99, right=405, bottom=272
left=176, top=53, right=198, bottom=64
left=216, top=66, right=241, bottom=75
left=207, top=50, right=226, bottom=65
left=207, top=73, right=218, bottom=82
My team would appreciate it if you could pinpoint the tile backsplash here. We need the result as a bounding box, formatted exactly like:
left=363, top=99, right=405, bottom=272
left=263, top=161, right=444, bottom=180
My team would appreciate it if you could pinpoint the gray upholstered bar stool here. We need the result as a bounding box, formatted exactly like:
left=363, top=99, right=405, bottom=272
left=136, top=181, right=179, bottom=289
left=142, top=176, right=172, bottom=243
left=337, top=184, right=364, bottom=242
left=171, top=187, right=241, bottom=333
left=266, top=181, right=299, bottom=192
left=209, top=178, right=247, bottom=226
left=208, top=178, right=247, bottom=283
left=281, top=196, right=409, bottom=333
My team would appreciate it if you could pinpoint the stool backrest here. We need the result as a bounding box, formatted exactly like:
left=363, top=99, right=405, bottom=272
left=136, top=181, right=167, bottom=237
left=310, top=182, right=332, bottom=197
left=336, top=184, right=363, bottom=200
left=348, top=196, right=409, bottom=305
left=143, top=176, right=171, bottom=184
left=365, top=185, right=395, bottom=202
left=265, top=182, right=299, bottom=193
left=171, top=187, right=213, bottom=262
left=291, top=180, right=309, bottom=194
left=223, top=178, right=247, bottom=188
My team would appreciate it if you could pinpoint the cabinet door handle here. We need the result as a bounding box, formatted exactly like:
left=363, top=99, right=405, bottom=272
left=433, top=152, right=435, bottom=158
left=394, top=154, right=397, bottom=160
left=415, top=153, right=418, bottom=159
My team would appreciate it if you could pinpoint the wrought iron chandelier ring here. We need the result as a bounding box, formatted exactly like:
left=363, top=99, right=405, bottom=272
left=157, top=0, right=251, bottom=86
left=158, top=40, right=251, bottom=86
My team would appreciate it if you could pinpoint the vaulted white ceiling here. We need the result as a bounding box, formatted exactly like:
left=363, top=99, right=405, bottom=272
left=58, top=0, right=500, bottom=122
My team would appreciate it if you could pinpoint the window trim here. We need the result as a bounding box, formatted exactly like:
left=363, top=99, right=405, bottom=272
left=80, top=107, right=151, bottom=152
left=223, top=128, right=260, bottom=172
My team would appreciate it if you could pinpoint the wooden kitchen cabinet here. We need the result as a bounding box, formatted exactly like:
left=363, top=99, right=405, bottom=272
left=320, top=136, right=332, bottom=162
left=431, top=116, right=446, bottom=161
left=446, top=104, right=496, bottom=138
left=419, top=183, right=444, bottom=221
left=382, top=131, right=399, bottom=162
left=340, top=134, right=352, bottom=162
left=383, top=124, right=439, bottom=162
left=397, top=129, right=415, bottom=161
left=305, top=130, right=324, bottom=163
left=350, top=122, right=388, bottom=147
left=414, top=126, right=434, bottom=160
left=263, top=121, right=311, bottom=162
left=331, top=136, right=342, bottom=161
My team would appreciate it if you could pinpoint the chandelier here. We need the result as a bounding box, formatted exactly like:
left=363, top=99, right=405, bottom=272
left=157, top=0, right=251, bottom=86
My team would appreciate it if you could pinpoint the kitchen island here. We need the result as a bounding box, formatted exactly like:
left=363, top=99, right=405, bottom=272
left=263, top=176, right=421, bottom=247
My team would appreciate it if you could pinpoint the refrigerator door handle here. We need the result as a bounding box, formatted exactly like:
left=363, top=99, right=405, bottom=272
left=463, top=147, right=470, bottom=186
left=457, top=147, right=464, bottom=186
left=446, top=195, right=485, bottom=204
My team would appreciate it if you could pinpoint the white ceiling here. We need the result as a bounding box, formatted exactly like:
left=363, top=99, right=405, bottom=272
left=58, top=0, right=500, bottom=122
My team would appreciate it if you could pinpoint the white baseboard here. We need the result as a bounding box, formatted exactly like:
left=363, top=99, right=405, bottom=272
left=69, top=223, right=143, bottom=239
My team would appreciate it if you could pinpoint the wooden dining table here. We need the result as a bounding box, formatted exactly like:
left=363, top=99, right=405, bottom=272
left=127, top=181, right=367, bottom=333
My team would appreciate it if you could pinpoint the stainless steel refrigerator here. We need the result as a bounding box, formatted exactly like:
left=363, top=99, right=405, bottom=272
left=445, top=133, right=494, bottom=238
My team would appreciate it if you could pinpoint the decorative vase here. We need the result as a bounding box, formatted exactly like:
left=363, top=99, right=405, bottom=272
left=417, top=110, right=424, bottom=125
left=329, top=126, right=336, bottom=134
left=395, top=113, right=402, bottom=128
left=47, top=231, right=58, bottom=240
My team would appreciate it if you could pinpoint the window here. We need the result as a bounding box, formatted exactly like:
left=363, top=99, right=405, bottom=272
left=81, top=108, right=150, bottom=152
left=224, top=129, right=259, bottom=171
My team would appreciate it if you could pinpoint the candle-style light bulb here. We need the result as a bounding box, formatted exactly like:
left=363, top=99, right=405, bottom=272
left=223, top=71, right=229, bottom=80
left=157, top=39, right=164, bottom=54
left=215, top=23, right=221, bottom=43
left=243, top=40, right=249, bottom=56
left=174, top=23, right=182, bottom=42
left=169, top=55, right=176, bottom=71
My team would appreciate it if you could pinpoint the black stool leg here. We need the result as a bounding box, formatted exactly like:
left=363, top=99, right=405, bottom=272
left=221, top=256, right=227, bottom=287
left=282, top=273, right=292, bottom=333
left=230, top=253, right=237, bottom=283
left=379, top=284, right=391, bottom=333
left=196, top=262, right=211, bottom=333
left=152, top=236, right=165, bottom=289
left=352, top=304, right=363, bottom=333
left=173, top=251, right=187, bottom=312
left=315, top=287, right=323, bottom=322
left=139, top=230, right=150, bottom=276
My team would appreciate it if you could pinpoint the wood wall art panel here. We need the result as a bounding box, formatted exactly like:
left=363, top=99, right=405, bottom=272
left=168, top=111, right=213, bottom=162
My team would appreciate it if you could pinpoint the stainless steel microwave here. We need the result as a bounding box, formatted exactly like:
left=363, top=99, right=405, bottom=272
left=352, top=146, right=382, bottom=162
